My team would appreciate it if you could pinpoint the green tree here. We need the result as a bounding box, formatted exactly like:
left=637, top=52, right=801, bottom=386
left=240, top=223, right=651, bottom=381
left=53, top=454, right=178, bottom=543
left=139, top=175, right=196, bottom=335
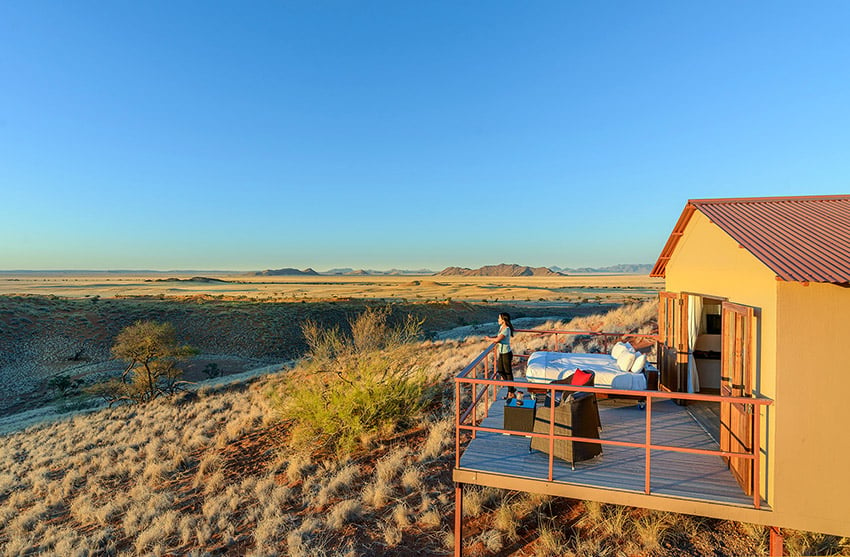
left=92, top=320, right=196, bottom=404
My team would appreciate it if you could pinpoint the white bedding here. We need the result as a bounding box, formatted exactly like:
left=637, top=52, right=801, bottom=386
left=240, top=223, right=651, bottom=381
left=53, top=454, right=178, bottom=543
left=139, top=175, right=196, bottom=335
left=525, top=351, right=648, bottom=391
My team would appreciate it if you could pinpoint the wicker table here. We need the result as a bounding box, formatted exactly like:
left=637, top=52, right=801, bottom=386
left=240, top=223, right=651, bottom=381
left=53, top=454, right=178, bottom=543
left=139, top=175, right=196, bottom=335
left=503, top=398, right=537, bottom=432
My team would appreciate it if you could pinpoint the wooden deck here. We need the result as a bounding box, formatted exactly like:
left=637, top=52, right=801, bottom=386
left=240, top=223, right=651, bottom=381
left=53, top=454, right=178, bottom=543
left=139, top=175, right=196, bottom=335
left=457, top=392, right=762, bottom=508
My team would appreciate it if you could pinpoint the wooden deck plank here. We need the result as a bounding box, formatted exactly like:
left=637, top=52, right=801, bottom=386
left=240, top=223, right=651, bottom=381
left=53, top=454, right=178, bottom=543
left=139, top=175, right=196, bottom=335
left=458, top=391, right=754, bottom=507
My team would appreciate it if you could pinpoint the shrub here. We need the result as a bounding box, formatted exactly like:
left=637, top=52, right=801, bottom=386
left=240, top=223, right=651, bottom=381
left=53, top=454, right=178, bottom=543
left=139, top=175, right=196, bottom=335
left=202, top=363, right=221, bottom=378
left=47, top=375, right=73, bottom=397
left=267, top=308, right=437, bottom=454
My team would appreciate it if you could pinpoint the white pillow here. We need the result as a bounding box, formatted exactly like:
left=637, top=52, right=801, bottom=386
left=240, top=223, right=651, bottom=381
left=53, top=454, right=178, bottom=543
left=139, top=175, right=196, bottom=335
left=630, top=353, right=647, bottom=373
left=611, top=342, right=633, bottom=360
left=611, top=342, right=623, bottom=359
left=616, top=351, right=636, bottom=372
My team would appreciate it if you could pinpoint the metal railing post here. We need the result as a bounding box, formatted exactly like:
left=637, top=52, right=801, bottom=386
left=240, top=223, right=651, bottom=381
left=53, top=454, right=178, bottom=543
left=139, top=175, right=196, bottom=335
left=769, top=526, right=783, bottom=556
left=645, top=393, right=652, bottom=494
left=454, top=483, right=464, bottom=557
left=548, top=384, right=555, bottom=481
left=471, top=364, right=477, bottom=439
left=484, top=361, right=490, bottom=411
left=753, top=402, right=761, bottom=509
left=455, top=380, right=461, bottom=468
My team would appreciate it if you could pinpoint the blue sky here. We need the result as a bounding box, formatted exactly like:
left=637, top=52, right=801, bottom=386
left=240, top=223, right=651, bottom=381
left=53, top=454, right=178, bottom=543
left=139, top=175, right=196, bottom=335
left=1, top=1, right=848, bottom=271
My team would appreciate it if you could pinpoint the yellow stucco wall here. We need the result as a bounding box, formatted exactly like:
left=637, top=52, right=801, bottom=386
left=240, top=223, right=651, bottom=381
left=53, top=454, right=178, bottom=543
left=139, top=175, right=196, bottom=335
left=663, top=211, right=779, bottom=525
left=774, top=281, right=850, bottom=536
left=663, top=209, right=850, bottom=537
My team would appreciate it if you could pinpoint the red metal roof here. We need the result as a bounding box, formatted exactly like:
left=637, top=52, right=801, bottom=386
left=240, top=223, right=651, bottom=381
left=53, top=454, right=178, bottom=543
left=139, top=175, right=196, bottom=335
left=651, top=195, right=850, bottom=284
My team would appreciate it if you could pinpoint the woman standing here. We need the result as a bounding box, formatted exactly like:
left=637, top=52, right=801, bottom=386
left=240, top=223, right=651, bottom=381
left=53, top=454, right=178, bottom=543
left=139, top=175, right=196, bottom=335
left=486, top=312, right=516, bottom=399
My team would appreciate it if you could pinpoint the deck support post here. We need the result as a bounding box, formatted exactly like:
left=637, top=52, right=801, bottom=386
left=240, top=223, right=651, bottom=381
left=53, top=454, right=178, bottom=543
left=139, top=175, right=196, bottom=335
left=769, top=526, right=783, bottom=556
left=454, top=483, right=463, bottom=557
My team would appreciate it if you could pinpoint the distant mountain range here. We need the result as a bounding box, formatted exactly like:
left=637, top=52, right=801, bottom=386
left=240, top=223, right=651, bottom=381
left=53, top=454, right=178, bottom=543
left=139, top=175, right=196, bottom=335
left=434, top=263, right=653, bottom=277
left=324, top=268, right=434, bottom=276
left=250, top=268, right=435, bottom=276
left=550, top=263, right=653, bottom=274
left=436, top=264, right=562, bottom=277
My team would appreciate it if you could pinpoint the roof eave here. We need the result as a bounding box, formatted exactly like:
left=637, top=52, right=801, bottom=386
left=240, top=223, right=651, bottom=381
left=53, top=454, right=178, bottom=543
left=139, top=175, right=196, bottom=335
left=650, top=204, right=696, bottom=278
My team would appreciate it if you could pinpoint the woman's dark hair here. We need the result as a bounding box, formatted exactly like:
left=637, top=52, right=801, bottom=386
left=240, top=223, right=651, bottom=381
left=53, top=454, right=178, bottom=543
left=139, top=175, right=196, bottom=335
left=499, top=312, right=515, bottom=335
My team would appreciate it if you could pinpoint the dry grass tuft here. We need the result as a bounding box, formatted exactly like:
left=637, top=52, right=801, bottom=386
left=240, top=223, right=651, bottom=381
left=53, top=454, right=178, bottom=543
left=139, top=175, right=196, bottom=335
left=400, top=465, right=423, bottom=492
left=462, top=485, right=501, bottom=518
left=314, top=463, right=360, bottom=506
left=374, top=447, right=410, bottom=484
left=382, top=523, right=403, bottom=547
left=284, top=452, right=313, bottom=484
left=326, top=498, right=363, bottom=530
left=577, top=499, right=603, bottom=531
left=418, top=416, right=453, bottom=461
left=784, top=529, right=850, bottom=556
left=493, top=498, right=521, bottom=542
left=634, top=510, right=670, bottom=552
left=599, top=503, right=631, bottom=537
left=534, top=524, right=566, bottom=557
left=392, top=502, right=413, bottom=530
left=419, top=508, right=443, bottom=528
left=479, top=528, right=503, bottom=552
left=361, top=478, right=393, bottom=509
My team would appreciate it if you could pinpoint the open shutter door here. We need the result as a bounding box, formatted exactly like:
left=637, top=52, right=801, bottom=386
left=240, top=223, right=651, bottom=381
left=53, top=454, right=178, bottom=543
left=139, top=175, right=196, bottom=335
left=720, top=302, right=755, bottom=496
left=658, top=292, right=689, bottom=395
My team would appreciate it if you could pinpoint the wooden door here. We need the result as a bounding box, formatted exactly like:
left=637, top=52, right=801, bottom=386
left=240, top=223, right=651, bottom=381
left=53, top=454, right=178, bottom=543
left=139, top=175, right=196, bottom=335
left=720, top=302, right=754, bottom=495
left=657, top=292, right=688, bottom=393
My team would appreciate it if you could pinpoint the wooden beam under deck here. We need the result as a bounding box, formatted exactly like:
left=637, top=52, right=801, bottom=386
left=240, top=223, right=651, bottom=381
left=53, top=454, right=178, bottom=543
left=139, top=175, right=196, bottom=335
left=454, top=395, right=775, bottom=526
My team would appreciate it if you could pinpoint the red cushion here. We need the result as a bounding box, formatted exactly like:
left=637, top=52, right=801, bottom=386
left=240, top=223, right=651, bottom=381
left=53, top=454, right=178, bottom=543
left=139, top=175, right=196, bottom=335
left=570, top=369, right=593, bottom=386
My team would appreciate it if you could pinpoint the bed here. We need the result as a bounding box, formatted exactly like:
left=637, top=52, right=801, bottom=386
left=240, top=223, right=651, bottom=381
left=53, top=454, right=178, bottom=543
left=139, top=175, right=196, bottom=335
left=524, top=351, right=657, bottom=391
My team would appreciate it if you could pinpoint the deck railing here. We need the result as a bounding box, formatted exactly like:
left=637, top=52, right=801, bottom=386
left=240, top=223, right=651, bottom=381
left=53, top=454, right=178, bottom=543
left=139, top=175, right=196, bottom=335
left=454, top=329, right=774, bottom=510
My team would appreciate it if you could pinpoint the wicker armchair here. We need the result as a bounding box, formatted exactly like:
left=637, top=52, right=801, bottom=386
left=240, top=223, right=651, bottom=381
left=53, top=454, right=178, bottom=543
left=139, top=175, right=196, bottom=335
left=548, top=370, right=601, bottom=430
left=530, top=390, right=603, bottom=469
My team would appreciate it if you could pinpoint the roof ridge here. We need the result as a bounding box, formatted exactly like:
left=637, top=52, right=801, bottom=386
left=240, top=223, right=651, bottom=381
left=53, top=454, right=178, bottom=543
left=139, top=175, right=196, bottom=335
left=689, top=194, right=850, bottom=205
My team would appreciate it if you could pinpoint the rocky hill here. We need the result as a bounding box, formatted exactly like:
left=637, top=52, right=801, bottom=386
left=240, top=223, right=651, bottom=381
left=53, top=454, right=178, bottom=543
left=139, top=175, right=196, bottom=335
left=146, top=276, right=231, bottom=283
left=436, top=264, right=563, bottom=277
left=252, top=268, right=320, bottom=276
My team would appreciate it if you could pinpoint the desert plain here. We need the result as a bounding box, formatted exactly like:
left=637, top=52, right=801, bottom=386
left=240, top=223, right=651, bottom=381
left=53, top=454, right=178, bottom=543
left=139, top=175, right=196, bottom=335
left=0, top=272, right=663, bottom=303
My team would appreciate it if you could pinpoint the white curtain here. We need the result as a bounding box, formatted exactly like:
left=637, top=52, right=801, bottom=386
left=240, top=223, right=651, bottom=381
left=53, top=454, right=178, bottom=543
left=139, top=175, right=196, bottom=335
left=687, top=295, right=702, bottom=393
